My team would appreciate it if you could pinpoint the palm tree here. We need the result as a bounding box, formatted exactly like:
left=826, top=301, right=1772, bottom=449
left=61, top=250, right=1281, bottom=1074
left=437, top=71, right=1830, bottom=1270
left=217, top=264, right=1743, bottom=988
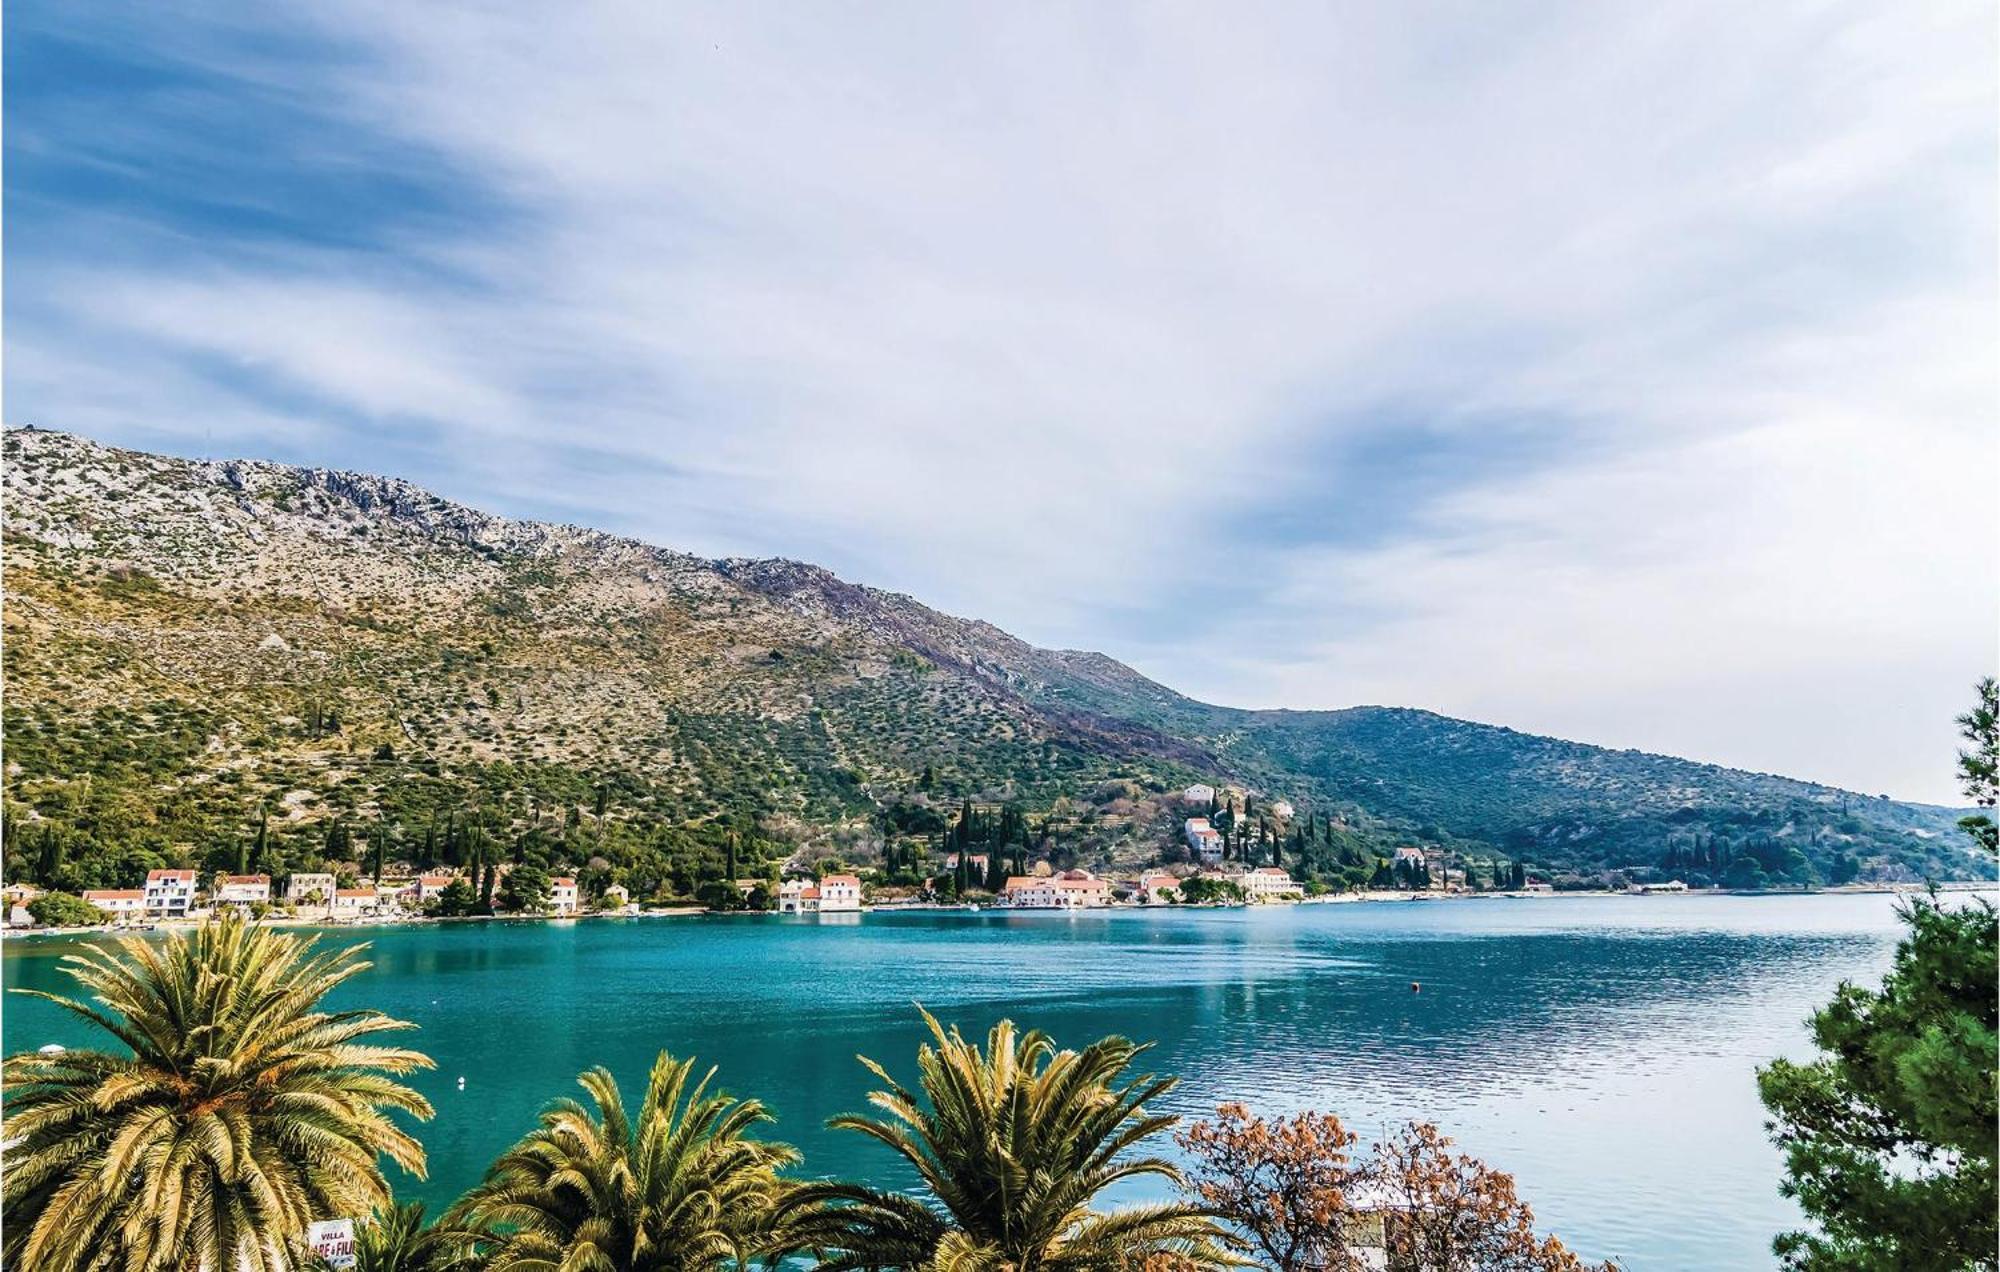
left=354, top=1201, right=476, bottom=1272
left=782, top=1009, right=1238, bottom=1271
left=451, top=1050, right=799, bottom=1271
left=2, top=916, right=434, bottom=1272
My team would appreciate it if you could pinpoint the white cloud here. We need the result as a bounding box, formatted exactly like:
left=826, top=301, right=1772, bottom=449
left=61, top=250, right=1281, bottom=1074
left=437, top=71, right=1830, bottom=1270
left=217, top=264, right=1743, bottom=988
left=11, top=0, right=1995, bottom=800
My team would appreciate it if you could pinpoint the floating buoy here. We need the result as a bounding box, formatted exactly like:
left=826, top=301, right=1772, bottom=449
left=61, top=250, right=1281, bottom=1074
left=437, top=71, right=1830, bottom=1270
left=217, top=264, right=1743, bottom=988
left=456, top=1076, right=466, bottom=1089
left=1410, top=981, right=1421, bottom=993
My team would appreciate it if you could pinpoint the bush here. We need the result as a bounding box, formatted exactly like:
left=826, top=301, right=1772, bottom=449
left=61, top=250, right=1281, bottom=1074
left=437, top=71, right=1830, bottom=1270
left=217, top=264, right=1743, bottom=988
left=27, top=891, right=107, bottom=927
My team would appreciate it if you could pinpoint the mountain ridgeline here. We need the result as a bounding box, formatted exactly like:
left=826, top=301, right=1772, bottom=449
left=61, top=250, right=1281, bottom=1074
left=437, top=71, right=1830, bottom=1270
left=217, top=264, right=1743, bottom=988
left=1, top=427, right=1979, bottom=894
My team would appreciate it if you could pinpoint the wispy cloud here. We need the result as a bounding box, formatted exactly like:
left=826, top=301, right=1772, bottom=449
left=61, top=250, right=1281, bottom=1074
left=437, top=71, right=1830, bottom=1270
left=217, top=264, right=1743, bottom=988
left=5, top=0, right=1993, bottom=801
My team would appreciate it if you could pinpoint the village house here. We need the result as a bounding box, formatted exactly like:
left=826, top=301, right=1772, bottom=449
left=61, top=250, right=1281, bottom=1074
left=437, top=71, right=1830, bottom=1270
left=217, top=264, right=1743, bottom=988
left=414, top=873, right=457, bottom=903
left=1137, top=873, right=1181, bottom=905
left=550, top=876, right=580, bottom=913
left=778, top=879, right=820, bottom=914
left=216, top=874, right=271, bottom=905
left=4, top=882, right=43, bottom=926
left=1002, top=870, right=1111, bottom=909
left=286, top=872, right=337, bottom=905
left=603, top=883, right=632, bottom=909
left=1267, top=800, right=1295, bottom=821
left=1241, top=867, right=1304, bottom=900
left=943, top=852, right=990, bottom=875
left=1182, top=783, right=1216, bottom=805
left=143, top=869, right=198, bottom=916
left=83, top=889, right=147, bottom=922
left=818, top=873, right=863, bottom=912
left=1001, top=876, right=1059, bottom=908
left=1183, top=817, right=1225, bottom=864
left=330, top=888, right=376, bottom=916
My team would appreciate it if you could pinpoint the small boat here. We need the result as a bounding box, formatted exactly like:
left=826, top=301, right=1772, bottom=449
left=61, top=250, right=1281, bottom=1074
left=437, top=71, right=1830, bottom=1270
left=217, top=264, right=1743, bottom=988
left=38, top=1043, right=65, bottom=1056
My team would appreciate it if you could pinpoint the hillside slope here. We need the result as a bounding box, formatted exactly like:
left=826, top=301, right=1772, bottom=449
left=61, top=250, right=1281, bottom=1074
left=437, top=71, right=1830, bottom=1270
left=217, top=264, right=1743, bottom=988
left=1, top=427, right=1979, bottom=888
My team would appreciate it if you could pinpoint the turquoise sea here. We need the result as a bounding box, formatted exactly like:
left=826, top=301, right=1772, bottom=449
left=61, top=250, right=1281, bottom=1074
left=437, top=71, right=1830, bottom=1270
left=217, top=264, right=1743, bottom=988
left=1, top=893, right=1939, bottom=1268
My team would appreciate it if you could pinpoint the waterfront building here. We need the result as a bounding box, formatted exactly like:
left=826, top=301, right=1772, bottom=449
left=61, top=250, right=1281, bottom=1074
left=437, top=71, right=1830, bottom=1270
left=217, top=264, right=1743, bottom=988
left=216, top=874, right=271, bottom=905
left=83, top=889, right=147, bottom=922
left=415, top=874, right=457, bottom=902
left=286, top=872, right=337, bottom=905
left=819, top=873, right=863, bottom=912
left=603, top=883, right=632, bottom=909
left=143, top=869, right=198, bottom=916
left=1138, top=873, right=1181, bottom=904
left=1242, top=867, right=1303, bottom=900
left=1628, top=880, right=1689, bottom=894
left=5, top=882, right=43, bottom=926
left=1002, top=870, right=1111, bottom=909
left=778, top=879, right=820, bottom=914
left=551, top=876, right=580, bottom=913
left=330, top=888, right=376, bottom=916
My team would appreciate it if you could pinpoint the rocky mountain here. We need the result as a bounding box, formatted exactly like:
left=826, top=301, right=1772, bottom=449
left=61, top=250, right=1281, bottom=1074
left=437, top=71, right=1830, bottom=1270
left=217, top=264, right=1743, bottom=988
left=2, top=427, right=1981, bottom=886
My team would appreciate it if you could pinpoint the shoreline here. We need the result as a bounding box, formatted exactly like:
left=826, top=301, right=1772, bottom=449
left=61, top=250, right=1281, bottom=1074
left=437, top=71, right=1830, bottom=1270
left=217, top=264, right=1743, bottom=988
left=7, top=880, right=1990, bottom=942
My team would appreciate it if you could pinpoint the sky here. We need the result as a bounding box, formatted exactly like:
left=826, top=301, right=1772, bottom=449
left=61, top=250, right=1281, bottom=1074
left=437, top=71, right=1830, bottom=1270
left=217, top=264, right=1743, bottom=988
left=5, top=2, right=1995, bottom=804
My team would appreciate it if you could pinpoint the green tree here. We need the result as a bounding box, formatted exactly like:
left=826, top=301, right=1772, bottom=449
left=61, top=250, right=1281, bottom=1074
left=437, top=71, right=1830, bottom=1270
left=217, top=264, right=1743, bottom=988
left=1756, top=893, right=1997, bottom=1269
left=1, top=918, right=433, bottom=1272
left=430, top=878, right=477, bottom=917
left=1956, top=676, right=1997, bottom=856
left=25, top=892, right=106, bottom=928
left=782, top=1010, right=1235, bottom=1270
left=499, top=862, right=552, bottom=913
left=354, top=1201, right=474, bottom=1272
left=452, top=1052, right=798, bottom=1271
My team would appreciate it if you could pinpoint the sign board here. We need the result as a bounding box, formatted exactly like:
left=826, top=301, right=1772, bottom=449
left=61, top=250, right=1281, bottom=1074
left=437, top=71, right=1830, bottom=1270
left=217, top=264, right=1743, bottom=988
left=307, top=1219, right=357, bottom=1269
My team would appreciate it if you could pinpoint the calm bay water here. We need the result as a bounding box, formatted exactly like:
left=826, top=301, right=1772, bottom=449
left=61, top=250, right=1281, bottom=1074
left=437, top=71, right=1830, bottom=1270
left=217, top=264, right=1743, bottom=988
left=3, top=893, right=1932, bottom=1268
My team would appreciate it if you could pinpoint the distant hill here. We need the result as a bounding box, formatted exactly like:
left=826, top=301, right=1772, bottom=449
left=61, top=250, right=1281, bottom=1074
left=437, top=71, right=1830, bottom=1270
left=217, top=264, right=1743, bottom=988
left=2, top=427, right=1981, bottom=891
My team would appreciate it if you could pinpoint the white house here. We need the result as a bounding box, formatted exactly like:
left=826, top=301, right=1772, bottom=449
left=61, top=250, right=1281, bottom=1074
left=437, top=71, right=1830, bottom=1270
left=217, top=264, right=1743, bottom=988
left=1392, top=846, right=1426, bottom=868
left=818, top=874, right=863, bottom=912
left=550, top=876, right=580, bottom=914
left=144, top=869, right=198, bottom=916
left=1137, top=873, right=1181, bottom=904
left=1242, top=867, right=1303, bottom=900
left=216, top=874, right=271, bottom=905
left=1267, top=800, right=1295, bottom=821
left=1183, top=818, right=1225, bottom=864
left=778, top=879, right=820, bottom=914
left=1182, top=783, right=1216, bottom=805
left=287, top=872, right=337, bottom=905
left=414, top=873, right=457, bottom=902
left=330, top=888, right=376, bottom=916
left=84, top=889, right=147, bottom=922
left=1001, top=876, right=1060, bottom=908
left=5, top=882, right=43, bottom=926
left=603, top=883, right=632, bottom=910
